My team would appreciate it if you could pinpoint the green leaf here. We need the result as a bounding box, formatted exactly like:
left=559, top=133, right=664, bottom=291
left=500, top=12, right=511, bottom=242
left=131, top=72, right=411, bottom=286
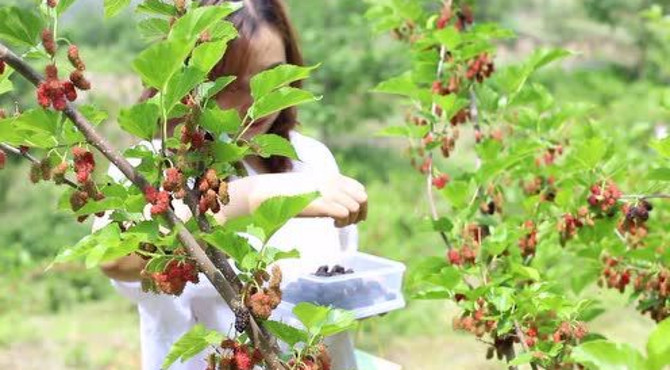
left=191, top=39, right=229, bottom=72
left=169, top=4, right=241, bottom=43
left=262, top=247, right=300, bottom=265
left=212, top=141, right=248, bottom=163
left=650, top=137, right=670, bottom=158
left=138, top=18, right=171, bottom=41
left=164, top=66, right=207, bottom=112
left=376, top=125, right=429, bottom=139
left=79, top=105, right=109, bottom=126
left=0, top=7, right=43, bottom=47
left=509, top=352, right=534, bottom=366
left=133, top=38, right=192, bottom=90
left=647, top=168, right=670, bottom=181
left=371, top=72, right=420, bottom=99
left=434, top=27, right=462, bottom=50
left=511, top=264, right=540, bottom=281
left=487, top=287, right=515, bottom=313
left=104, top=0, right=131, bottom=18
left=201, top=230, right=252, bottom=264
left=50, top=223, right=122, bottom=267
left=199, top=106, right=241, bottom=137
left=574, top=137, right=607, bottom=169
left=320, top=308, right=358, bottom=337
left=74, top=197, right=124, bottom=216
left=56, top=0, right=77, bottom=15
left=251, top=134, right=298, bottom=159
left=527, top=48, right=573, bottom=72
left=264, top=321, right=309, bottom=347
left=162, top=324, right=223, bottom=369
left=571, top=340, right=648, bottom=370
left=647, top=317, right=670, bottom=370
left=204, top=76, right=236, bottom=99
left=293, top=302, right=330, bottom=334
left=249, top=87, right=320, bottom=121
left=136, top=0, right=178, bottom=17
left=118, top=102, right=160, bottom=140
left=226, top=193, right=320, bottom=242
left=250, top=64, right=319, bottom=100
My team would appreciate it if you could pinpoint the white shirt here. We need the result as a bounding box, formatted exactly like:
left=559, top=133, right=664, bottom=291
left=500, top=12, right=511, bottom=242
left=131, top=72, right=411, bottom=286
left=97, top=131, right=358, bottom=370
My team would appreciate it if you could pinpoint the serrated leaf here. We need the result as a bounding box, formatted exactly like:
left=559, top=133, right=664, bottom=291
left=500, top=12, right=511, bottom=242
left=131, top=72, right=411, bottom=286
left=251, top=134, right=297, bottom=159
left=199, top=106, right=240, bottom=137
left=0, top=7, right=43, bottom=47
left=647, top=317, right=670, bottom=370
left=104, top=0, right=131, bottom=18
left=133, top=38, right=192, bottom=90
left=118, top=102, right=160, bottom=140
left=136, top=0, right=178, bottom=17
left=204, top=76, right=236, bottom=100
left=225, top=193, right=320, bottom=242
left=162, top=325, right=223, bottom=369
left=376, top=125, right=429, bottom=139
left=571, top=340, right=647, bottom=370
left=434, top=27, right=462, bottom=50
left=212, top=141, right=248, bottom=163
left=169, top=4, right=240, bottom=43
left=250, top=64, right=319, bottom=100
left=264, top=320, right=309, bottom=347
left=138, top=18, right=171, bottom=41
left=201, top=230, right=252, bottom=264
left=79, top=105, right=109, bottom=126
left=249, top=87, right=320, bottom=121
left=371, top=72, right=420, bottom=99
left=647, top=168, right=670, bottom=181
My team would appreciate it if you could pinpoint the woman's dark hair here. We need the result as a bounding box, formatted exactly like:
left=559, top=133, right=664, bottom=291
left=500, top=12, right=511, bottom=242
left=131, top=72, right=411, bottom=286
left=204, top=0, right=304, bottom=173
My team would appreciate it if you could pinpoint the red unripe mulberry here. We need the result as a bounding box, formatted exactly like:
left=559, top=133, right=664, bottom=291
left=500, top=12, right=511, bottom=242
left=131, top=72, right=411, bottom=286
left=41, top=29, right=56, bottom=56
left=67, top=45, right=86, bottom=71
left=63, top=81, right=77, bottom=102
left=448, top=249, right=461, bottom=265
left=0, top=60, right=5, bottom=75
left=47, top=0, right=59, bottom=8
left=0, top=149, right=5, bottom=169
left=70, top=70, right=91, bottom=90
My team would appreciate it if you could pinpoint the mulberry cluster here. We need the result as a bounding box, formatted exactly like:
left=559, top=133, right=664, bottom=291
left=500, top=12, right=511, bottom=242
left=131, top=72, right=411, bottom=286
left=465, top=53, right=494, bottom=83
left=28, top=157, right=53, bottom=183
left=466, top=223, right=490, bottom=245
left=432, top=173, right=450, bottom=189
left=518, top=220, right=538, bottom=258
left=558, top=208, right=592, bottom=244
left=37, top=65, right=76, bottom=111
left=599, top=257, right=631, bottom=293
left=288, top=344, right=332, bottom=370
left=198, top=169, right=230, bottom=214
left=535, top=145, right=563, bottom=167
left=144, top=186, right=170, bottom=216
left=618, top=201, right=652, bottom=246
left=587, top=181, right=621, bottom=216
left=244, top=265, right=282, bottom=320
left=447, top=244, right=477, bottom=266
left=435, top=3, right=452, bottom=29
left=552, top=321, right=588, bottom=344
left=522, top=176, right=557, bottom=202
left=146, top=259, right=199, bottom=296
left=69, top=179, right=105, bottom=221
left=431, top=76, right=460, bottom=96
left=440, top=136, right=456, bottom=158
left=209, top=340, right=263, bottom=370
left=455, top=5, right=474, bottom=31
left=452, top=298, right=497, bottom=338
left=162, top=167, right=186, bottom=199
left=72, top=147, right=95, bottom=183
left=450, top=108, right=471, bottom=126
left=180, top=124, right=206, bottom=150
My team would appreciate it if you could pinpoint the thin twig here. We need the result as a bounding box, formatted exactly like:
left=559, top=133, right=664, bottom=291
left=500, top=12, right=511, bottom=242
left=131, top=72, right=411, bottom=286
left=0, top=142, right=79, bottom=189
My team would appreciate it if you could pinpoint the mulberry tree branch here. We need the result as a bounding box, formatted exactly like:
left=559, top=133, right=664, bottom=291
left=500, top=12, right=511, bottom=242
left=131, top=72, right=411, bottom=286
left=0, top=42, right=284, bottom=369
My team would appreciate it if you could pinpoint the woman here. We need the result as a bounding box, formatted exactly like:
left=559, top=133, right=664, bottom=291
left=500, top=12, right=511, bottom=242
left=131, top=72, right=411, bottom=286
left=95, top=0, right=367, bottom=369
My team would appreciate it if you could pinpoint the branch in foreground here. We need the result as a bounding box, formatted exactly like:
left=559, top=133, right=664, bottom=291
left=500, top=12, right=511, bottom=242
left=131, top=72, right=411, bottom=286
left=0, top=43, right=284, bottom=369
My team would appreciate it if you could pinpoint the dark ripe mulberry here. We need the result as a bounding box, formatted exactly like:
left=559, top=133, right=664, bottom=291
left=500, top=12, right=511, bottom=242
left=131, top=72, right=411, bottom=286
left=641, top=200, right=653, bottom=211
left=41, top=29, right=56, bottom=56
left=233, top=304, right=250, bottom=333
left=0, top=59, right=5, bottom=75
left=69, top=190, right=89, bottom=211
left=67, top=45, right=86, bottom=71
left=0, top=149, right=5, bottom=170
left=70, top=70, right=91, bottom=90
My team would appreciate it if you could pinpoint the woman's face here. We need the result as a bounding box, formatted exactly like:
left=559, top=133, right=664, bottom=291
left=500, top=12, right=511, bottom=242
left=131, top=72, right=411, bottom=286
left=215, top=25, right=287, bottom=140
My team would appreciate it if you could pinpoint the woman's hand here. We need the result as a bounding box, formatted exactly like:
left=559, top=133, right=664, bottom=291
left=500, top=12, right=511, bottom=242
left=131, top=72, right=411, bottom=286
left=300, top=174, right=368, bottom=227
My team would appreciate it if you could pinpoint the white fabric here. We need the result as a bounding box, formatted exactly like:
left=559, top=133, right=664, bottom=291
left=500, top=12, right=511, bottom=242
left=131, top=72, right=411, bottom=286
left=98, top=131, right=358, bottom=370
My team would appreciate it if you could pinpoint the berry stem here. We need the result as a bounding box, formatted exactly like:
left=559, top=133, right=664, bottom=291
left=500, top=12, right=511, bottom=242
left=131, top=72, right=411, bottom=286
left=0, top=142, right=78, bottom=189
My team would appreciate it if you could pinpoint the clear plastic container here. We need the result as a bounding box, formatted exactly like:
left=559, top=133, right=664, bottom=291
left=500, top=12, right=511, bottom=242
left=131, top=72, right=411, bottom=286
left=278, top=252, right=406, bottom=319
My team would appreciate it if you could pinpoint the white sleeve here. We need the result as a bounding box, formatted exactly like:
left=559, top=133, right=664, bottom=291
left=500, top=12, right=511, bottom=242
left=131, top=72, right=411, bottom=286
left=290, top=132, right=359, bottom=253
